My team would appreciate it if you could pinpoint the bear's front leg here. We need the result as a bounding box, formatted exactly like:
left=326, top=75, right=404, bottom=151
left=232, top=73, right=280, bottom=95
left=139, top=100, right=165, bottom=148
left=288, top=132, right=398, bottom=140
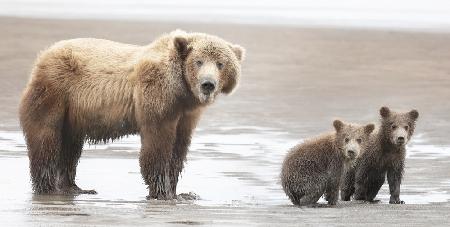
left=387, top=165, right=404, bottom=204
left=365, top=172, right=386, bottom=202
left=139, top=121, right=178, bottom=200
left=354, top=168, right=369, bottom=201
left=340, top=167, right=356, bottom=201
left=325, top=176, right=340, bottom=205
left=169, top=110, right=201, bottom=196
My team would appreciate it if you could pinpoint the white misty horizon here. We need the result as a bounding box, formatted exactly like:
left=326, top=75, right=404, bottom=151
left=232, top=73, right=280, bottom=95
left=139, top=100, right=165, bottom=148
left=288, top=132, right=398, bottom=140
left=1, top=0, right=450, bottom=30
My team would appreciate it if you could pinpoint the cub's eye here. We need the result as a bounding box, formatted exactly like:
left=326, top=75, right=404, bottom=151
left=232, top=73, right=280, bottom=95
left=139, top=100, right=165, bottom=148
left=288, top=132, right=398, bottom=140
left=217, top=62, right=224, bottom=70
left=345, top=138, right=350, bottom=143
left=391, top=125, right=397, bottom=130
left=404, top=125, right=409, bottom=130
left=195, top=60, right=203, bottom=67
left=356, top=139, right=362, bottom=144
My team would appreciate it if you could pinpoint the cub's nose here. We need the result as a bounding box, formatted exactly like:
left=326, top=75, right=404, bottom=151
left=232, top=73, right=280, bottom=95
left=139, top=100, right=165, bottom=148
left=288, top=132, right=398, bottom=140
left=201, top=80, right=216, bottom=94
left=347, top=150, right=356, bottom=157
left=397, top=137, right=405, bottom=144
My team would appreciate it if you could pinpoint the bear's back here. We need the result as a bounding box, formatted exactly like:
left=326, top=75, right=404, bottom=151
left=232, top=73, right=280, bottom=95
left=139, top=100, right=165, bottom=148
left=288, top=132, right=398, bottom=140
left=44, top=38, right=143, bottom=79
left=282, top=133, right=336, bottom=178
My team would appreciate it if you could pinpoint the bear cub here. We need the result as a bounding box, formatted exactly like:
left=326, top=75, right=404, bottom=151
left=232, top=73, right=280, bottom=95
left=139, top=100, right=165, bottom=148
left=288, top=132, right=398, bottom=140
left=351, top=107, right=419, bottom=204
left=281, top=120, right=374, bottom=206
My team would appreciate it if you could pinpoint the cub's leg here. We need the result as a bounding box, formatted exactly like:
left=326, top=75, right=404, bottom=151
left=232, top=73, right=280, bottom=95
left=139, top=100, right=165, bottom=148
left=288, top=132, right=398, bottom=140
left=387, top=165, right=404, bottom=204
left=354, top=167, right=370, bottom=201
left=365, top=172, right=385, bottom=202
left=340, top=167, right=356, bottom=201
left=325, top=176, right=340, bottom=205
left=293, top=178, right=326, bottom=206
left=297, top=185, right=325, bottom=206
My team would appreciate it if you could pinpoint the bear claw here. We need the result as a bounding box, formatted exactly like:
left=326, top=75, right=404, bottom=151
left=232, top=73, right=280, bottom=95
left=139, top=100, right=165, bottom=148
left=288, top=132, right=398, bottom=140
left=389, top=199, right=405, bottom=204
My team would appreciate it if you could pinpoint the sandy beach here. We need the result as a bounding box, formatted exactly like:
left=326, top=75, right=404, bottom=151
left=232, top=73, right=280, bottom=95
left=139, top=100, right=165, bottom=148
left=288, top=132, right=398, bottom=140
left=1, top=16, right=450, bottom=226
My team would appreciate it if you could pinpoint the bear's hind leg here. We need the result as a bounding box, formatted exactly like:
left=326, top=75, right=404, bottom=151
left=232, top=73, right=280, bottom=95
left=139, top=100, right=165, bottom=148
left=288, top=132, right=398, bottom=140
left=58, top=133, right=96, bottom=194
left=291, top=183, right=324, bottom=206
left=20, top=85, right=65, bottom=194
left=297, top=191, right=323, bottom=206
left=26, top=126, right=62, bottom=194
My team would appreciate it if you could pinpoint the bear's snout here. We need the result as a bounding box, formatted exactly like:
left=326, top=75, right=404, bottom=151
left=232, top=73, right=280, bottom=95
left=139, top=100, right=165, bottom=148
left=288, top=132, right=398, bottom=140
left=200, top=78, right=216, bottom=95
left=344, top=140, right=360, bottom=160
left=347, top=150, right=356, bottom=158
left=392, top=128, right=409, bottom=146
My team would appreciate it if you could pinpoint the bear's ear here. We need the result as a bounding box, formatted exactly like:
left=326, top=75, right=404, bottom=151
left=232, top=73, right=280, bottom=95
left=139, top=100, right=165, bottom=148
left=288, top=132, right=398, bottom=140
left=409, top=109, right=419, bottom=121
left=380, top=106, right=391, bottom=118
left=229, top=44, right=246, bottom=62
left=173, top=36, right=191, bottom=60
left=333, top=120, right=344, bottom=132
left=364, top=123, right=375, bottom=134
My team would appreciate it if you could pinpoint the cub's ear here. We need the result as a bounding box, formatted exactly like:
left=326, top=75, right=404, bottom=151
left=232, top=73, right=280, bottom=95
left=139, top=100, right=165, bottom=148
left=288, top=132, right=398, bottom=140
left=229, top=44, right=246, bottom=62
left=173, top=36, right=191, bottom=59
left=333, top=120, right=344, bottom=132
left=364, top=123, right=375, bottom=134
left=409, top=109, right=419, bottom=121
left=380, top=106, right=391, bottom=118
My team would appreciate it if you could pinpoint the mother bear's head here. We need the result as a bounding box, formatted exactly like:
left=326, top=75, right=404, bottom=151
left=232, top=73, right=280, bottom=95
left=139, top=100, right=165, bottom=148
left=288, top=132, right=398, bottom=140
left=172, top=30, right=245, bottom=104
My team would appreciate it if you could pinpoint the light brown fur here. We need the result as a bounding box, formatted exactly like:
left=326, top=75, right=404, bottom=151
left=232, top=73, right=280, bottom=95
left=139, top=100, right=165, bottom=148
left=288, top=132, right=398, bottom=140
left=281, top=120, right=374, bottom=206
left=19, top=30, right=245, bottom=199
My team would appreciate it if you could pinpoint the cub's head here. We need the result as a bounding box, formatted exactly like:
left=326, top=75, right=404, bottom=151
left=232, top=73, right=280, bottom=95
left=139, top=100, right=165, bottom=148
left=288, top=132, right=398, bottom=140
left=333, top=120, right=375, bottom=160
left=379, top=106, right=419, bottom=146
left=172, top=30, right=245, bottom=104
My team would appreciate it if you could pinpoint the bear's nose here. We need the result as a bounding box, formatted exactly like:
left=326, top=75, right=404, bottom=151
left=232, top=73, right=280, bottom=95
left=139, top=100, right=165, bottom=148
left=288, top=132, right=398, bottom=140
left=201, top=80, right=216, bottom=94
left=397, top=137, right=405, bottom=143
left=347, top=150, right=355, bottom=156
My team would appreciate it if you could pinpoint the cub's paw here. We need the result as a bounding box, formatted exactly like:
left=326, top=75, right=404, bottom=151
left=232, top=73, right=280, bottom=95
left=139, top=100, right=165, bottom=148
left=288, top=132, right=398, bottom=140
left=389, top=199, right=405, bottom=204
left=353, top=194, right=366, bottom=201
left=368, top=199, right=381, bottom=203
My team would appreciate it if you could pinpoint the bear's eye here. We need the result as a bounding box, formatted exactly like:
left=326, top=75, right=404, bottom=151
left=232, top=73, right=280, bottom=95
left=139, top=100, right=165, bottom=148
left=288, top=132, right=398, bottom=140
left=356, top=138, right=362, bottom=144
left=391, top=125, right=397, bottom=130
left=195, top=60, right=203, bottom=67
left=345, top=138, right=350, bottom=143
left=404, top=125, right=409, bottom=130
left=217, top=62, right=224, bottom=70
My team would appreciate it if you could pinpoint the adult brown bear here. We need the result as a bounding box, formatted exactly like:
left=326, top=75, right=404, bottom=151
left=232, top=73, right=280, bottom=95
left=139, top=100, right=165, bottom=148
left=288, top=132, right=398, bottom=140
left=19, top=30, right=245, bottom=199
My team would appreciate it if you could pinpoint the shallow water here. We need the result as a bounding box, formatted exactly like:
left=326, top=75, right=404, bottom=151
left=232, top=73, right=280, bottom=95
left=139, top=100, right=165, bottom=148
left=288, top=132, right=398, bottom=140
left=1, top=128, right=450, bottom=225
left=1, top=128, right=449, bottom=211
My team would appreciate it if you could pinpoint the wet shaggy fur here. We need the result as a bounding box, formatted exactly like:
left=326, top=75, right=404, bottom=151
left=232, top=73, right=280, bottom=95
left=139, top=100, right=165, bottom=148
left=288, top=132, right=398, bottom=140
left=19, top=30, right=245, bottom=199
left=347, top=107, right=419, bottom=204
left=281, top=120, right=374, bottom=206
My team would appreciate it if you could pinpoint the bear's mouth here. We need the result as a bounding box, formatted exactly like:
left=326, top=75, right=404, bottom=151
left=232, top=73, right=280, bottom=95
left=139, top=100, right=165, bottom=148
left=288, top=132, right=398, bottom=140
left=198, top=92, right=214, bottom=104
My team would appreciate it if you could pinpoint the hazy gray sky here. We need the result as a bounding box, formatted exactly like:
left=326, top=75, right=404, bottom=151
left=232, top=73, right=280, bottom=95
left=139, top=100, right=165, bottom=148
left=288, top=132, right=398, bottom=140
left=1, top=0, right=450, bottom=29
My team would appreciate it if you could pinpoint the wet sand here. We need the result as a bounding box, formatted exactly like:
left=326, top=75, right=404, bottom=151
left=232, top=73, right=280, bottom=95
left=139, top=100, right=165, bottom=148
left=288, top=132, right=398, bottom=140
left=1, top=17, right=450, bottom=226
